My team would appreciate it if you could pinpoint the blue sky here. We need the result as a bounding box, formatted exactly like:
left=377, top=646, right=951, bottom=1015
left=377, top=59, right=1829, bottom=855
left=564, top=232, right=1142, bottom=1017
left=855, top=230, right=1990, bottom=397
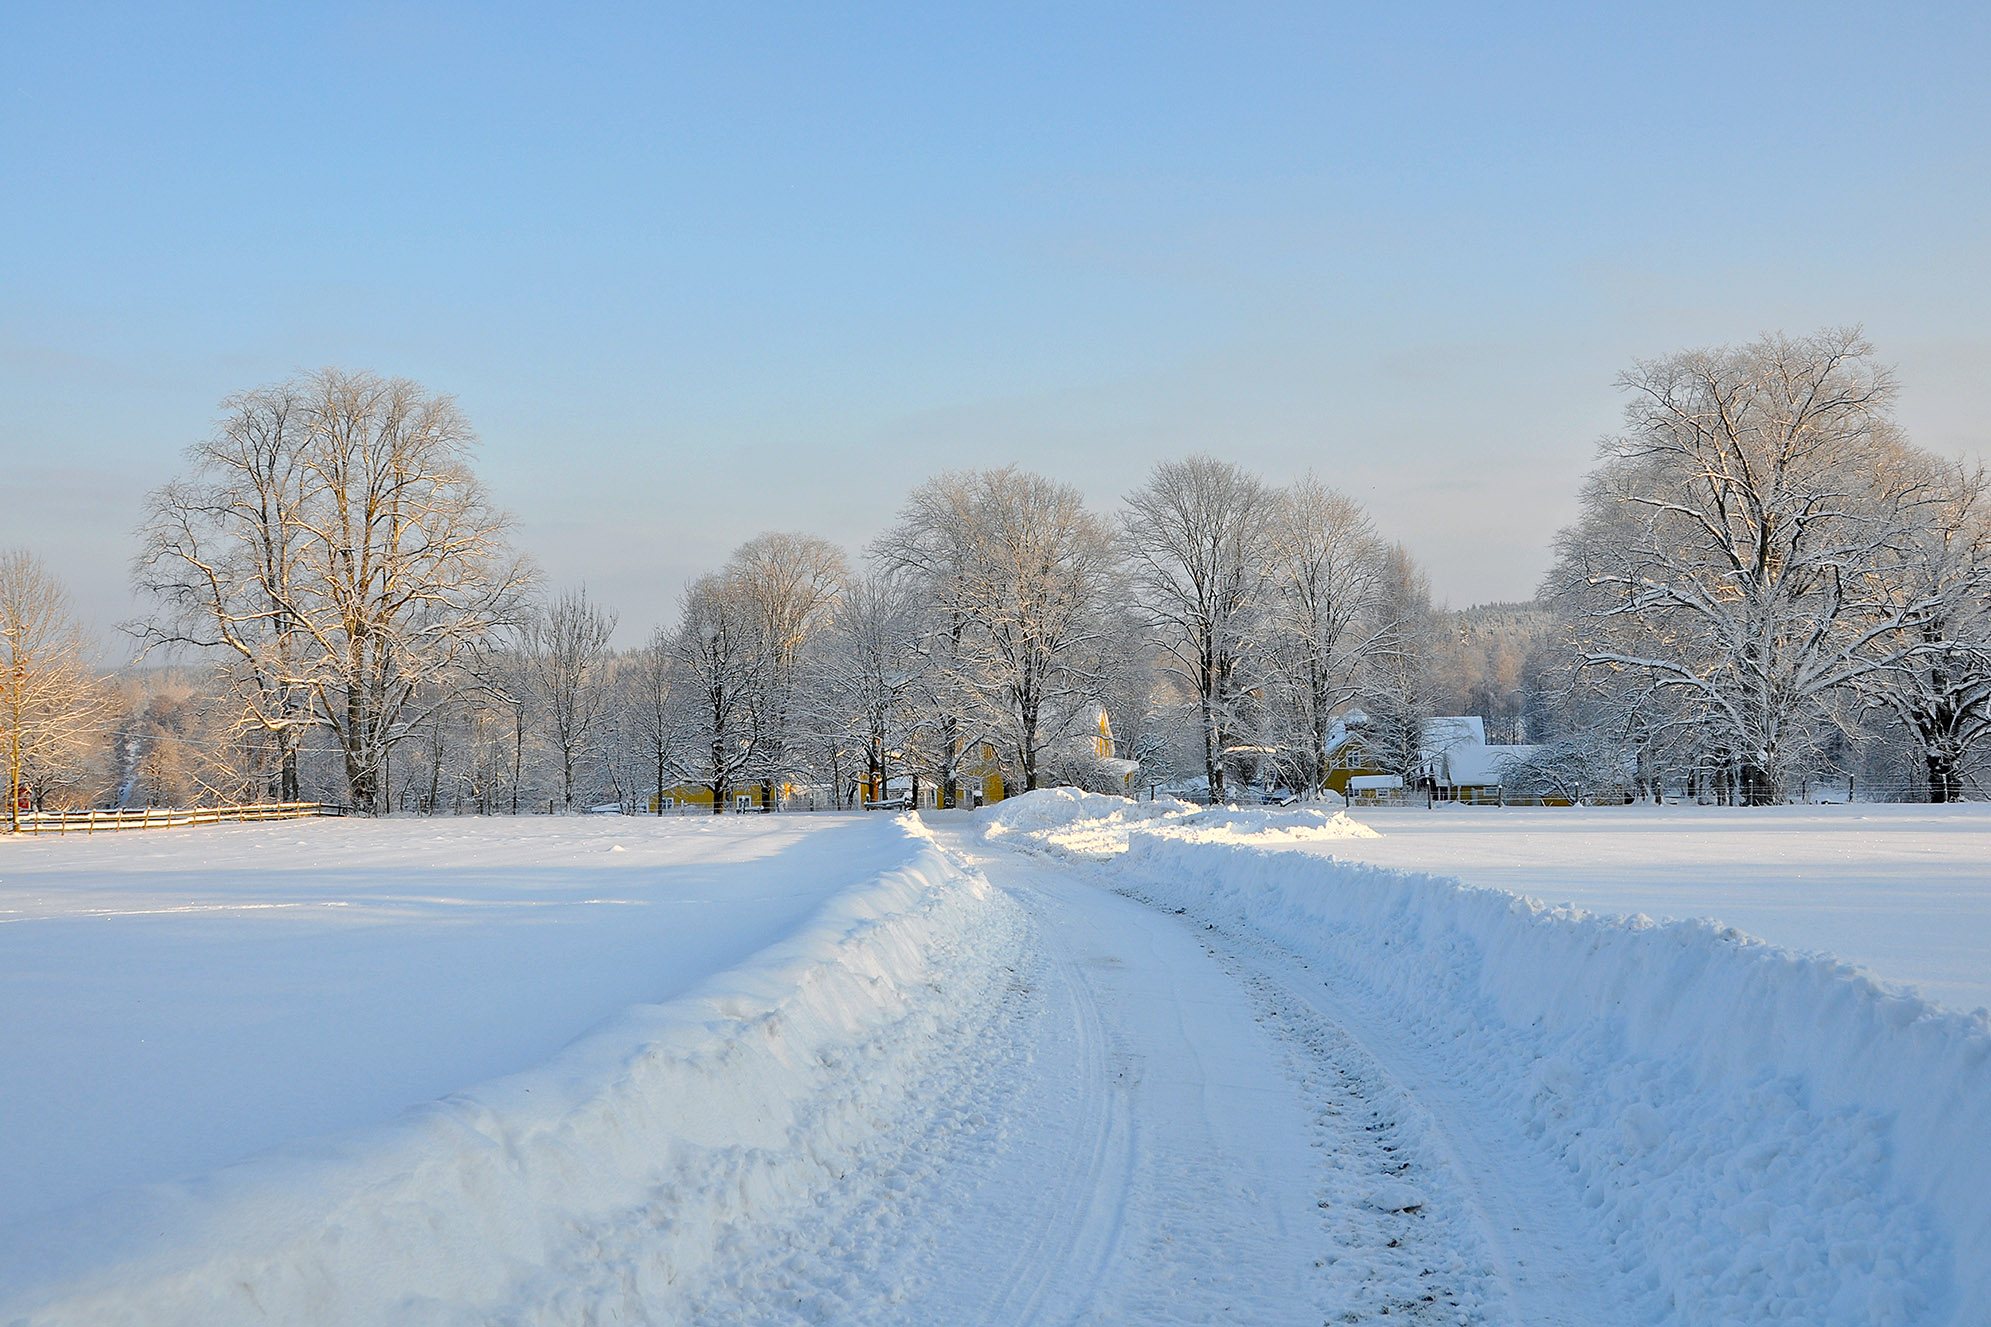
left=5, top=2, right=1989, bottom=647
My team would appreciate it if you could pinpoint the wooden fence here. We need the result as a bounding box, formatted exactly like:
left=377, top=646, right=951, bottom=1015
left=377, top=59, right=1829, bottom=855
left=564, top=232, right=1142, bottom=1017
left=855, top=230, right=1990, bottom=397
left=9, top=803, right=337, bottom=834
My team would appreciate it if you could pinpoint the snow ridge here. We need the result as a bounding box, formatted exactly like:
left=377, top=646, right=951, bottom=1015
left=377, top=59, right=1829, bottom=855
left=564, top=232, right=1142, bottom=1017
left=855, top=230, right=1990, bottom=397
left=988, top=790, right=1990, bottom=1326
left=1, top=816, right=1025, bottom=1327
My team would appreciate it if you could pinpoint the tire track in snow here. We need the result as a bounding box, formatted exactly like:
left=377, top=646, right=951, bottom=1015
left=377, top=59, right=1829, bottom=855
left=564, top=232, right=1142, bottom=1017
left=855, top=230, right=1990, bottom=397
left=943, top=834, right=1483, bottom=1324
left=671, top=830, right=1613, bottom=1324
left=1110, top=877, right=1633, bottom=1326
left=969, top=898, right=1135, bottom=1327
left=665, top=862, right=1138, bottom=1326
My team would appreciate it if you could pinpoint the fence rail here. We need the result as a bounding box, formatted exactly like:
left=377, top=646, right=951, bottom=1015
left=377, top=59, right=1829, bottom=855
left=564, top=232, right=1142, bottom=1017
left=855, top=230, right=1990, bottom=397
left=9, top=803, right=332, bottom=834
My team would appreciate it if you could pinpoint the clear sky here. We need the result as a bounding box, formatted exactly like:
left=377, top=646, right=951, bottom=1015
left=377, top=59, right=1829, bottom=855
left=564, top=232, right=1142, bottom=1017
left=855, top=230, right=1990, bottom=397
left=5, top=2, right=1989, bottom=649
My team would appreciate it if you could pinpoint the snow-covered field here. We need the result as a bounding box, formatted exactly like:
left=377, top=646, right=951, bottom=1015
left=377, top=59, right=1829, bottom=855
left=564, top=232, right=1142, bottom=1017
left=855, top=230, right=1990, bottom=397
left=1318, top=803, right=1991, bottom=1013
left=0, top=814, right=1025, bottom=1322
left=4, top=795, right=1987, bottom=1324
left=0, top=816, right=924, bottom=1226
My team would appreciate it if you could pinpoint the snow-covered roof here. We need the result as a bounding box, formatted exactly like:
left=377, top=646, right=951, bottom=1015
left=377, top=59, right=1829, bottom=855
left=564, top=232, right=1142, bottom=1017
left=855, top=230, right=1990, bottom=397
left=1322, top=709, right=1369, bottom=756
left=1420, top=716, right=1486, bottom=757
left=1437, top=743, right=1540, bottom=787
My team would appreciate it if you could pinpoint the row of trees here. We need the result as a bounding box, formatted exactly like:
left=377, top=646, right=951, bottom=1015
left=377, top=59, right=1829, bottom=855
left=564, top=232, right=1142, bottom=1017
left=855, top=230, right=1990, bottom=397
left=8, top=329, right=1989, bottom=817
left=6, top=365, right=1436, bottom=813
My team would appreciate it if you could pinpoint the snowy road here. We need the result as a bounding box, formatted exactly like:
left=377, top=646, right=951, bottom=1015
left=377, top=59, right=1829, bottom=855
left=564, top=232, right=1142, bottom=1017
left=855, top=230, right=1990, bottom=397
left=680, top=823, right=1627, bottom=1324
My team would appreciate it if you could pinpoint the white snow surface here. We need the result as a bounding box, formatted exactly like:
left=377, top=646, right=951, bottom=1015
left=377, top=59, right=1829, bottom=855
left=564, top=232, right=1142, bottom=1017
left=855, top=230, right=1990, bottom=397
left=984, top=791, right=1991, bottom=1325
left=9, top=796, right=1990, bottom=1324
left=1314, top=803, right=1991, bottom=1014
left=0, top=814, right=1028, bottom=1324
left=0, top=815, right=928, bottom=1226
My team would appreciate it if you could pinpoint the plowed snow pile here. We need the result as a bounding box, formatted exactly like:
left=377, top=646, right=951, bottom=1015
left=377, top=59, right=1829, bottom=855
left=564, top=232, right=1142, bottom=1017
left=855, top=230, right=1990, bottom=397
left=981, top=785, right=1378, bottom=856
left=984, top=790, right=1991, bottom=1326
left=0, top=816, right=1024, bottom=1325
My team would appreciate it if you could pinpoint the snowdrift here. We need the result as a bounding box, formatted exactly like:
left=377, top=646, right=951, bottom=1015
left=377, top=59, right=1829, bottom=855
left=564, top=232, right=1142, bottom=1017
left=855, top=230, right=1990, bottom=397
left=0, top=817, right=1024, bottom=1326
left=989, top=790, right=1991, bottom=1326
left=981, top=785, right=1378, bottom=854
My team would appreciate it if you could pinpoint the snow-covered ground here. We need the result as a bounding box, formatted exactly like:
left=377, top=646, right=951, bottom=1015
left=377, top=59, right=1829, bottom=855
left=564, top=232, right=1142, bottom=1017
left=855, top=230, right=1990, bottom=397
left=0, top=813, right=1033, bottom=1324
left=1319, top=803, right=1991, bottom=1013
left=4, top=795, right=1987, bottom=1324
left=0, top=815, right=921, bottom=1227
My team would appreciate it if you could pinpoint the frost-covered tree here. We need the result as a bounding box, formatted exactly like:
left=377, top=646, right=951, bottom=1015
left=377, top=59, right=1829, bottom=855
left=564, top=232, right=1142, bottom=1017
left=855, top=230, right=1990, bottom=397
left=728, top=533, right=847, bottom=809
left=1858, top=459, right=1991, bottom=801
left=877, top=468, right=1119, bottom=793
left=815, top=571, right=922, bottom=807
left=872, top=482, right=979, bottom=807
left=626, top=625, right=688, bottom=815
left=670, top=571, right=762, bottom=812
left=1545, top=329, right=1941, bottom=804
left=1359, top=545, right=1439, bottom=786
left=1261, top=476, right=1392, bottom=797
left=520, top=587, right=620, bottom=809
left=1, top=551, right=105, bottom=825
left=1122, top=456, right=1274, bottom=804
left=135, top=370, right=535, bottom=812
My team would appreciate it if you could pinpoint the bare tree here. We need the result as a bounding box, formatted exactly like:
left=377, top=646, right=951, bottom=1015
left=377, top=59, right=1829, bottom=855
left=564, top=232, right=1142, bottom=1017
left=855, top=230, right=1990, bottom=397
left=877, top=467, right=1119, bottom=793
left=1122, top=456, right=1275, bottom=804
left=135, top=370, right=534, bottom=812
left=1360, top=544, right=1439, bottom=785
left=671, top=571, right=762, bottom=812
left=728, top=533, right=847, bottom=809
left=818, top=571, right=922, bottom=807
left=132, top=381, right=316, bottom=800
left=628, top=624, right=687, bottom=814
left=1859, top=458, right=1991, bottom=801
left=1, top=551, right=105, bottom=827
left=1262, top=475, right=1392, bottom=797
left=1546, top=329, right=1940, bottom=804
left=521, top=587, right=620, bottom=809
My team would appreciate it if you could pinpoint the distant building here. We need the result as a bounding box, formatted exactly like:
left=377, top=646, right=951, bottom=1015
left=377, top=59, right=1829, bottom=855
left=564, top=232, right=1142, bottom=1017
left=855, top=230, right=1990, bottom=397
left=1419, top=715, right=1560, bottom=805
left=1322, top=712, right=1566, bottom=805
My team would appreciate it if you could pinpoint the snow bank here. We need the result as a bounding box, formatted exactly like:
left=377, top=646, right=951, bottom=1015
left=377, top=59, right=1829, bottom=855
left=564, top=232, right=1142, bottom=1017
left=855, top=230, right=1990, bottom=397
left=981, top=785, right=1377, bottom=855
left=989, top=790, right=1991, bottom=1326
left=0, top=817, right=1024, bottom=1326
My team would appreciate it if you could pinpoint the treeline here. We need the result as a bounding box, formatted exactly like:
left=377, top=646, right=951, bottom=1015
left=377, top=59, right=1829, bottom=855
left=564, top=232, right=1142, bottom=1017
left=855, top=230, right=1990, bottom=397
left=5, top=327, right=1988, bottom=815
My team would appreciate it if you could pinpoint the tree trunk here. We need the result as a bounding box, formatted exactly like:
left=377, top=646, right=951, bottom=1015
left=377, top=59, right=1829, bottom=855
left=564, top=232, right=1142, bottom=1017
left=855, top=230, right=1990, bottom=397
left=941, top=713, right=958, bottom=809
left=1927, top=749, right=1962, bottom=804
left=1201, top=684, right=1221, bottom=805
left=1740, top=761, right=1778, bottom=807
left=511, top=708, right=522, bottom=816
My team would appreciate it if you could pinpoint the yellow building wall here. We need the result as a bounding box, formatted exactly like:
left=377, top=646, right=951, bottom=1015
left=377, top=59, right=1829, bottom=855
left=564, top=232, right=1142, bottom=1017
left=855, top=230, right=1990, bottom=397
left=648, top=783, right=784, bottom=812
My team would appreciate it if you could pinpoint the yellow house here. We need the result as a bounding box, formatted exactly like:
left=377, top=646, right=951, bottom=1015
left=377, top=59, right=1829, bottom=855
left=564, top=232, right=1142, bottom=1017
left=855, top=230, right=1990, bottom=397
left=1320, top=715, right=1388, bottom=798
left=858, top=743, right=1006, bottom=807
left=974, top=707, right=1138, bottom=801
left=648, top=782, right=801, bottom=813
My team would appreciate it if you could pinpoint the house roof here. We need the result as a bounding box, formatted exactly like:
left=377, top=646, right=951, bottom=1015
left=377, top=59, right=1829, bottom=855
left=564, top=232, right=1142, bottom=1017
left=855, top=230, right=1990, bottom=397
left=1420, top=716, right=1486, bottom=758
left=1438, top=743, right=1540, bottom=787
